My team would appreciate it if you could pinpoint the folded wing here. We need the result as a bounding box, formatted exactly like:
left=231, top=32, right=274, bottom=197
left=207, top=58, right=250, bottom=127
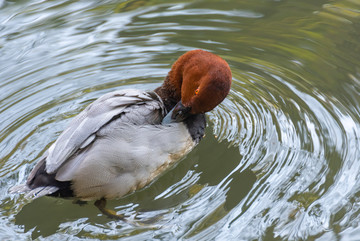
left=43, top=89, right=166, bottom=174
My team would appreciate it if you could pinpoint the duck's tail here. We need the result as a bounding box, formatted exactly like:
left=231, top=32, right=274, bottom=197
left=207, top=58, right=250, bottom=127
left=10, top=157, right=74, bottom=199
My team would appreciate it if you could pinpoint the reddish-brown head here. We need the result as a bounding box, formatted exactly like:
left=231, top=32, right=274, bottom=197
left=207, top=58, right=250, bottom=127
left=162, top=50, right=231, bottom=121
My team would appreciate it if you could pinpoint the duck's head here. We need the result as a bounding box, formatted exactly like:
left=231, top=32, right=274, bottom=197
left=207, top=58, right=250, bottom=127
left=156, top=49, right=232, bottom=122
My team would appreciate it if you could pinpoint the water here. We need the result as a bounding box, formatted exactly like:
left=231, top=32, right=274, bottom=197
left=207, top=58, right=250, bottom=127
left=1, top=0, right=360, bottom=240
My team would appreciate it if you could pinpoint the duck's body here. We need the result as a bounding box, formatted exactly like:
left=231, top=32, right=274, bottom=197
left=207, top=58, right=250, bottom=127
left=20, top=89, right=205, bottom=200
left=11, top=49, right=231, bottom=202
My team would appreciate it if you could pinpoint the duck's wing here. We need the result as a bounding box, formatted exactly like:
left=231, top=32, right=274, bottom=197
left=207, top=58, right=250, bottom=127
left=42, top=89, right=166, bottom=174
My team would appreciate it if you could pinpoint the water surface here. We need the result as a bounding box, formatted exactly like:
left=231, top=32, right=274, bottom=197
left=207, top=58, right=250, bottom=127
left=1, top=0, right=360, bottom=240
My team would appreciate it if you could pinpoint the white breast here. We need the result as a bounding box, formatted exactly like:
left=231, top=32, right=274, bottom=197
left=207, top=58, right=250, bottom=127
left=58, top=122, right=195, bottom=200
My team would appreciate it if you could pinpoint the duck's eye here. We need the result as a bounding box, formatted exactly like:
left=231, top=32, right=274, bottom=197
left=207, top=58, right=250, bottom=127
left=194, top=88, right=199, bottom=95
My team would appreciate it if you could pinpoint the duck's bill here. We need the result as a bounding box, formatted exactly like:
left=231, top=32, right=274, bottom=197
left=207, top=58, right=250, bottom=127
left=162, top=101, right=191, bottom=124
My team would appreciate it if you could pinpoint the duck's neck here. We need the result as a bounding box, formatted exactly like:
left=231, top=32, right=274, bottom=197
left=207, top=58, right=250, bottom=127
left=155, top=68, right=207, bottom=143
left=154, top=74, right=182, bottom=112
left=154, top=52, right=191, bottom=112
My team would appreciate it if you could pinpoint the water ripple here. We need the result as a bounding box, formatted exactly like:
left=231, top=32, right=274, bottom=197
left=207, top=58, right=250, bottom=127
left=1, top=0, right=360, bottom=240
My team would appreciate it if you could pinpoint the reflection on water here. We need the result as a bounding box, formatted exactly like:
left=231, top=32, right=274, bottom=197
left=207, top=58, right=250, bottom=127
left=1, top=0, right=360, bottom=240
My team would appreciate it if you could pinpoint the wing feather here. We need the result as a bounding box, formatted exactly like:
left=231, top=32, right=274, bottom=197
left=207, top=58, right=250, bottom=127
left=45, top=89, right=165, bottom=174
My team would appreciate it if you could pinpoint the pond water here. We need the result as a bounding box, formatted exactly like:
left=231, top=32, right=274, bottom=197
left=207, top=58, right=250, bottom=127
left=1, top=0, right=360, bottom=240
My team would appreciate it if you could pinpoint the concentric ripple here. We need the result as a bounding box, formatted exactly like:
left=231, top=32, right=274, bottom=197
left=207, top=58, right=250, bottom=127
left=1, top=0, right=360, bottom=240
left=207, top=56, right=360, bottom=239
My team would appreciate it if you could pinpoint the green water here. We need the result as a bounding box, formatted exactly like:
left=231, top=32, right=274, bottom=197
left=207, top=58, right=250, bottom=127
left=1, top=0, right=360, bottom=240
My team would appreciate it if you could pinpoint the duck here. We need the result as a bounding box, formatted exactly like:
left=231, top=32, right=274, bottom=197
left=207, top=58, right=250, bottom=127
left=10, top=49, right=232, bottom=217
